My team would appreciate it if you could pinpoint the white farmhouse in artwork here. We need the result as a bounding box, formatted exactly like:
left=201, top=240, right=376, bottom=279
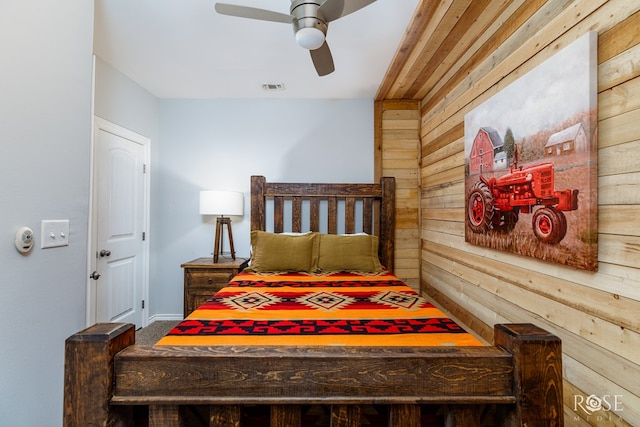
left=544, top=122, right=588, bottom=156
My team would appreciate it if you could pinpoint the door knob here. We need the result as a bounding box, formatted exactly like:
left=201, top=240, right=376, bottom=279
left=99, top=249, right=111, bottom=257
left=90, top=271, right=101, bottom=280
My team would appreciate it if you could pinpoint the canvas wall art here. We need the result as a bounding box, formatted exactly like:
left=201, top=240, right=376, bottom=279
left=464, top=32, right=598, bottom=271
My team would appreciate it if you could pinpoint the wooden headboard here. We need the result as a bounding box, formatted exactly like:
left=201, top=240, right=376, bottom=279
left=250, top=175, right=395, bottom=271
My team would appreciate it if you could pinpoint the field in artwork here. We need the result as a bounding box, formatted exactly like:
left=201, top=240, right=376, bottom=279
left=465, top=149, right=597, bottom=271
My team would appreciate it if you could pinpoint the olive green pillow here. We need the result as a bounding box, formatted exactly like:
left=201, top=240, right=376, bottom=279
left=317, top=233, right=383, bottom=273
left=247, top=231, right=320, bottom=273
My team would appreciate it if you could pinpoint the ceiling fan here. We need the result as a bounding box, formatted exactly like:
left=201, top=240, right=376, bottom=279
left=214, top=0, right=377, bottom=76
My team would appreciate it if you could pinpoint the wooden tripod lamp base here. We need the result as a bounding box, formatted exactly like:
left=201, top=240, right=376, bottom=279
left=199, top=190, right=244, bottom=264
left=213, top=216, right=235, bottom=263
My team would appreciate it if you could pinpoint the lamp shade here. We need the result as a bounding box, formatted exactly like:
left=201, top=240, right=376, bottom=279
left=199, top=190, right=244, bottom=216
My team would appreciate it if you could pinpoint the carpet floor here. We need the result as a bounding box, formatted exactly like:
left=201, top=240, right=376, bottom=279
left=135, top=320, right=180, bottom=345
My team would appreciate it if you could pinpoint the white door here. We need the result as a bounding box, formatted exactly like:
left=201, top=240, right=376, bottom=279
left=90, top=118, right=149, bottom=328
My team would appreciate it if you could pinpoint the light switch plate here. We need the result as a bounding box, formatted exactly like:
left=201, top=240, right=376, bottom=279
left=41, top=220, right=70, bottom=249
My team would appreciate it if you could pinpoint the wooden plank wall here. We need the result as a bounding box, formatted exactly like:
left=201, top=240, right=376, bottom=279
left=374, top=100, right=421, bottom=290
left=376, top=1, right=640, bottom=425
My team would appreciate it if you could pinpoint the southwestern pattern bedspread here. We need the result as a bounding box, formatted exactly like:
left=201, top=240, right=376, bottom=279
left=157, top=271, right=483, bottom=347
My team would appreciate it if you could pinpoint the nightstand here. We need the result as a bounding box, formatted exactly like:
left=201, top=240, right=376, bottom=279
left=181, top=257, right=247, bottom=317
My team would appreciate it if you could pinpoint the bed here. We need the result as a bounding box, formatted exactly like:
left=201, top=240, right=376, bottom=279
left=64, top=175, right=563, bottom=426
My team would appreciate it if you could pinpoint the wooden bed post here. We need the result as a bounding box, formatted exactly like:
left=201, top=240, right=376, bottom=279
left=494, top=323, right=564, bottom=426
left=379, top=176, right=395, bottom=272
left=251, top=175, right=266, bottom=231
left=63, top=323, right=135, bottom=427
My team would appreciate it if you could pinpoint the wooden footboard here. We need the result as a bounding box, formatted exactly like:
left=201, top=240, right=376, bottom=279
left=63, top=323, right=563, bottom=426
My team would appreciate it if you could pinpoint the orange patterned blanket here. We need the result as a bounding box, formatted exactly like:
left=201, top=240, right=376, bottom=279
left=156, top=271, right=483, bottom=347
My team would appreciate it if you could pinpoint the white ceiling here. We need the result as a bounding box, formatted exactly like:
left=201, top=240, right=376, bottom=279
left=93, top=0, right=419, bottom=99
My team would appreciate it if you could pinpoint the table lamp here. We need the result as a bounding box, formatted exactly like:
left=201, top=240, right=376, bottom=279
left=199, top=190, right=244, bottom=262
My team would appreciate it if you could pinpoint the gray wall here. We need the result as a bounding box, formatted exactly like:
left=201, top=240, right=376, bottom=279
left=152, top=98, right=375, bottom=317
left=0, top=4, right=374, bottom=424
left=94, top=56, right=159, bottom=142
left=93, top=62, right=375, bottom=318
left=0, top=1, right=94, bottom=425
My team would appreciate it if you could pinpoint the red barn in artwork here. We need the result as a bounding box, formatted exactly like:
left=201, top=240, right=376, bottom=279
left=469, top=127, right=503, bottom=175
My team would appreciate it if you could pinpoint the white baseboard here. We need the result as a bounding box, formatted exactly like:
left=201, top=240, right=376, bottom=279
left=148, top=313, right=183, bottom=323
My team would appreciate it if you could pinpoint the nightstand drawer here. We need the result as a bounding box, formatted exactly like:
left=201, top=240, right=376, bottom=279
left=188, top=270, right=234, bottom=287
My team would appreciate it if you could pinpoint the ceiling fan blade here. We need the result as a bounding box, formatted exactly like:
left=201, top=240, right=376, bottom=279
left=317, top=0, right=344, bottom=21
left=319, top=0, right=376, bottom=22
left=214, top=3, right=293, bottom=24
left=310, top=42, right=335, bottom=76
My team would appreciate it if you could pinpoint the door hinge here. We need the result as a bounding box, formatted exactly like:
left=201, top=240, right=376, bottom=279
left=143, top=163, right=147, bottom=174
left=142, top=231, right=146, bottom=241
left=141, top=300, right=145, bottom=309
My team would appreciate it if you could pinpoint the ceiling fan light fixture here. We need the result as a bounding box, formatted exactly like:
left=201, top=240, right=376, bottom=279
left=295, top=27, right=325, bottom=50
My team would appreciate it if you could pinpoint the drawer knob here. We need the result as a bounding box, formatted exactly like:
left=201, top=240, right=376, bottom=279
left=207, top=278, right=213, bottom=284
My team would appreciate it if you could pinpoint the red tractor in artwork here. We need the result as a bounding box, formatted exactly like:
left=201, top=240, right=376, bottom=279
left=467, top=149, right=579, bottom=244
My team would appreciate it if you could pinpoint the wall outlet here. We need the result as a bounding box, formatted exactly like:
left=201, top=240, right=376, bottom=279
left=41, top=220, right=70, bottom=249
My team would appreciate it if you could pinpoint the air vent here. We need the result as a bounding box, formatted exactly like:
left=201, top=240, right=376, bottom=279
left=262, top=83, right=285, bottom=91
